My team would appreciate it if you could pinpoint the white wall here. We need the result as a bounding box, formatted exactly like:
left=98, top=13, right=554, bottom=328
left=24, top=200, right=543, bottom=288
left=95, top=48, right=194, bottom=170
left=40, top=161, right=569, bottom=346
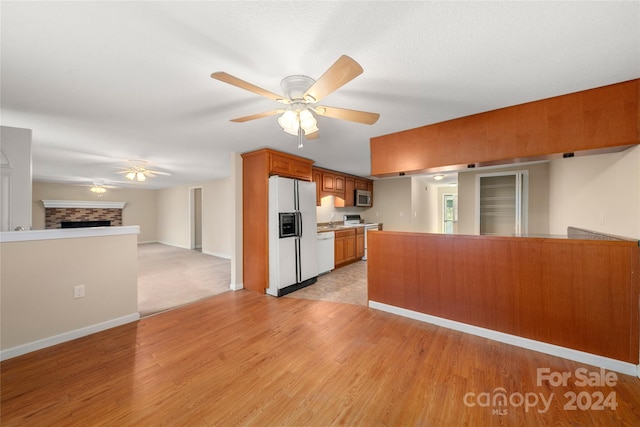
left=410, top=176, right=433, bottom=232
left=362, top=176, right=454, bottom=233
left=549, top=146, right=640, bottom=239
left=201, top=177, right=234, bottom=258
left=1, top=232, right=139, bottom=356
left=364, top=177, right=413, bottom=231
left=157, top=177, right=234, bottom=258
left=231, top=152, right=243, bottom=290
left=316, top=195, right=370, bottom=224
left=1, top=126, right=32, bottom=231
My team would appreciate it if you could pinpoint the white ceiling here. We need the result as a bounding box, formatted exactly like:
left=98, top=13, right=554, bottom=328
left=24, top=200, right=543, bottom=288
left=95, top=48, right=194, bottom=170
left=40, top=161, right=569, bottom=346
left=2, top=1, right=639, bottom=189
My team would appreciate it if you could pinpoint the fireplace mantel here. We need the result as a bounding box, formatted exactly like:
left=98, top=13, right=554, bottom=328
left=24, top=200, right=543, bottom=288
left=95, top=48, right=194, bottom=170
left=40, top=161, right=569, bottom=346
left=41, top=200, right=126, bottom=209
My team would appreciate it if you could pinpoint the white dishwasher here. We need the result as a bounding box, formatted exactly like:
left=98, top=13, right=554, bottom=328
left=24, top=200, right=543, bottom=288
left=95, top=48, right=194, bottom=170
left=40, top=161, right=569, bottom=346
left=317, top=231, right=335, bottom=275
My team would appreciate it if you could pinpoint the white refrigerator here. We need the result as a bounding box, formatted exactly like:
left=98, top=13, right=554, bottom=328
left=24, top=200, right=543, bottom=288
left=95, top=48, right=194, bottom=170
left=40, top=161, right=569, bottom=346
left=267, top=175, right=319, bottom=297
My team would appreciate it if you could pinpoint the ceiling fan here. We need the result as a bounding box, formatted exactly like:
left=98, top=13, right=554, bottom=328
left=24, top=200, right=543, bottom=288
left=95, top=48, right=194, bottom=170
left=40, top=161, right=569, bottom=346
left=117, top=160, right=171, bottom=182
left=211, top=55, right=379, bottom=148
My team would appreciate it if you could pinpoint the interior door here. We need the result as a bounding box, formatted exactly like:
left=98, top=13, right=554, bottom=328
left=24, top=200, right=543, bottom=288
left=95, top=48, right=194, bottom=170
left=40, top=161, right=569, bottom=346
left=442, top=194, right=456, bottom=234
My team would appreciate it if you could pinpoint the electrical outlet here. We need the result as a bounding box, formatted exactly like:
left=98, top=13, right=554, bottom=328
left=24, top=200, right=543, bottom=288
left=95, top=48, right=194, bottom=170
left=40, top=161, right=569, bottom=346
left=73, top=285, right=85, bottom=299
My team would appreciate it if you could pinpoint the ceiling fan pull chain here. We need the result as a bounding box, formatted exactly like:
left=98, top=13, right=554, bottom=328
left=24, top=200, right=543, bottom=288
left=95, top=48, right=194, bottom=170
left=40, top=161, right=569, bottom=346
left=297, top=127, right=303, bottom=149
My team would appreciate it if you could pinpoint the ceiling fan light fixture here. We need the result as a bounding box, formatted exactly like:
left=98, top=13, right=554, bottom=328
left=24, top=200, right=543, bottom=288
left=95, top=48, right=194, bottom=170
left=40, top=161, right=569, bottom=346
left=278, top=109, right=300, bottom=135
left=303, top=124, right=319, bottom=135
left=213, top=56, right=378, bottom=147
left=125, top=171, right=136, bottom=181
left=298, top=109, right=317, bottom=132
left=90, top=185, right=107, bottom=196
left=136, top=172, right=146, bottom=182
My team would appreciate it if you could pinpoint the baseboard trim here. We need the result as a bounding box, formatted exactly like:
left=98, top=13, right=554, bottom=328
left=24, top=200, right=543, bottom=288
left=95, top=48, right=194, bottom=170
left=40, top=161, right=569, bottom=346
left=156, top=241, right=190, bottom=250
left=369, top=301, right=639, bottom=378
left=202, top=250, right=231, bottom=260
left=230, top=282, right=244, bottom=291
left=0, top=313, right=140, bottom=361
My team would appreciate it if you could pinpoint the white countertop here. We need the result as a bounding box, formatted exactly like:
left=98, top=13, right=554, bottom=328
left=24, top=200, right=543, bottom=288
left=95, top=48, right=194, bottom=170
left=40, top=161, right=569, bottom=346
left=317, top=223, right=379, bottom=232
left=0, top=226, right=140, bottom=243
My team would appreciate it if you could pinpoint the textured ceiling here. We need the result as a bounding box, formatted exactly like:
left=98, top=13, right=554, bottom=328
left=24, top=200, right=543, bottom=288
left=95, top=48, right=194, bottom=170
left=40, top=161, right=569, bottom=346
left=1, top=1, right=639, bottom=189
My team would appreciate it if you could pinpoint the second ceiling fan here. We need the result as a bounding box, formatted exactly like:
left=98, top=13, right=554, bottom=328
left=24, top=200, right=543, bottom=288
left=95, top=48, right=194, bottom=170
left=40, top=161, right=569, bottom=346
left=211, top=55, right=379, bottom=147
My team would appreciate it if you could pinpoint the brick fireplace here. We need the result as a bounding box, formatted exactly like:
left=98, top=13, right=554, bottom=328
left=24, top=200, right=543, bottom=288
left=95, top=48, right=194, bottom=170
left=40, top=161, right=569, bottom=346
left=42, top=200, right=126, bottom=229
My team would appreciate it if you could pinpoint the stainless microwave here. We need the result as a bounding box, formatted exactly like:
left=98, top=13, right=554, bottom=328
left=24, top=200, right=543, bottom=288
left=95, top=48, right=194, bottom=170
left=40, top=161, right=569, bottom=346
left=355, top=190, right=371, bottom=207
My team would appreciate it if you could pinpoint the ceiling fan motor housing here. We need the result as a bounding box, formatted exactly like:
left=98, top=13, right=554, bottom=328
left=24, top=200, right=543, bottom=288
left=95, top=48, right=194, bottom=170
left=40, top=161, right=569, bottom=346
left=280, top=75, right=315, bottom=101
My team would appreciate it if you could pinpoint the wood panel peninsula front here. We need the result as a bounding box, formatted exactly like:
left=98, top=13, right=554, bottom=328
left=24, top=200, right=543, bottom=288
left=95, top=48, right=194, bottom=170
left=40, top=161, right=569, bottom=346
left=367, top=231, right=640, bottom=373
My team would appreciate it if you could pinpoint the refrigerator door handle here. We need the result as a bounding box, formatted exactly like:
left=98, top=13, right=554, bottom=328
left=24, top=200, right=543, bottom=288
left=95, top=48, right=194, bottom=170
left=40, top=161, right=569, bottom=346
left=296, top=211, right=303, bottom=237
left=295, top=237, right=301, bottom=283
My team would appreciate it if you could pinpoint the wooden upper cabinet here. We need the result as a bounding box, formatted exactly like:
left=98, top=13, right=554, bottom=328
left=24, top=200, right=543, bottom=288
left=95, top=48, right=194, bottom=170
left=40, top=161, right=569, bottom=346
left=334, top=174, right=345, bottom=192
left=269, top=151, right=313, bottom=181
left=322, top=171, right=337, bottom=192
left=354, top=179, right=369, bottom=190
left=313, top=168, right=322, bottom=206
left=321, top=171, right=345, bottom=197
left=313, top=166, right=374, bottom=207
left=344, top=177, right=355, bottom=206
left=370, top=79, right=640, bottom=177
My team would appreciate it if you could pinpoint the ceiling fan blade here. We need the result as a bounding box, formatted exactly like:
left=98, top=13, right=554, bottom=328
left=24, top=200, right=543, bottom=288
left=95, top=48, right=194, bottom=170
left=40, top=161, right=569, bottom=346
left=306, top=131, right=320, bottom=140
left=211, top=72, right=288, bottom=103
left=303, top=55, right=363, bottom=103
left=230, top=109, right=283, bottom=123
left=315, top=106, right=379, bottom=125
left=147, top=170, right=171, bottom=176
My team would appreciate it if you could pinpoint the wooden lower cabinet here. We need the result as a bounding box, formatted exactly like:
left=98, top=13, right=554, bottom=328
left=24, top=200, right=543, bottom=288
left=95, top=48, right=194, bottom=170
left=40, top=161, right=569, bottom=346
left=335, top=228, right=364, bottom=268
left=356, top=227, right=365, bottom=258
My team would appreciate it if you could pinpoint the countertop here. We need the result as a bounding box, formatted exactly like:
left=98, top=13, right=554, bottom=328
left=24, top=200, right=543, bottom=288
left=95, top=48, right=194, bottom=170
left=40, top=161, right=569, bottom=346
left=317, top=223, right=380, bottom=233
left=0, top=225, right=140, bottom=242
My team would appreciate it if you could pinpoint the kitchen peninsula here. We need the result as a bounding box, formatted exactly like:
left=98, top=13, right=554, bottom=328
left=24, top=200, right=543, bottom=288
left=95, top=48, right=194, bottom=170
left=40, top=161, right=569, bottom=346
left=365, top=79, right=640, bottom=376
left=367, top=231, right=639, bottom=375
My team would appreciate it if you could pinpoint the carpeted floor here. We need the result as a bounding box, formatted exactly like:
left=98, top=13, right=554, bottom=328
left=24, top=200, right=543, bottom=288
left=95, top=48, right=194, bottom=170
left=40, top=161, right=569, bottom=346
left=137, top=242, right=367, bottom=317
left=137, top=243, right=231, bottom=317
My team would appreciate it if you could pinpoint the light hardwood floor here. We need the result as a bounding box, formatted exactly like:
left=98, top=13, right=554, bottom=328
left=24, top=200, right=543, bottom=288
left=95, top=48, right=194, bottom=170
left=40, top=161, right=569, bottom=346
left=2, top=290, right=640, bottom=425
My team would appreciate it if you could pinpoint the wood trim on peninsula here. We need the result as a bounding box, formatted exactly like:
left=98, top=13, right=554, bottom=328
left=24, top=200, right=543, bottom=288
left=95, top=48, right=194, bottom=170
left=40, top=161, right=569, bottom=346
left=370, top=79, right=639, bottom=177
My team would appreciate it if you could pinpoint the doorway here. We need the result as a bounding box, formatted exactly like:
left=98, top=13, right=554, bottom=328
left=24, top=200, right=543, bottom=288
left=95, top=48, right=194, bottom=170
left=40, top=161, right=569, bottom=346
left=475, top=171, right=528, bottom=236
left=442, top=193, right=457, bottom=234
left=190, top=187, right=203, bottom=251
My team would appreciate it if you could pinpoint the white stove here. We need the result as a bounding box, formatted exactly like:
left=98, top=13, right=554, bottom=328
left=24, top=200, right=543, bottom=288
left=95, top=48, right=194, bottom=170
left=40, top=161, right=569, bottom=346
left=343, top=214, right=363, bottom=226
